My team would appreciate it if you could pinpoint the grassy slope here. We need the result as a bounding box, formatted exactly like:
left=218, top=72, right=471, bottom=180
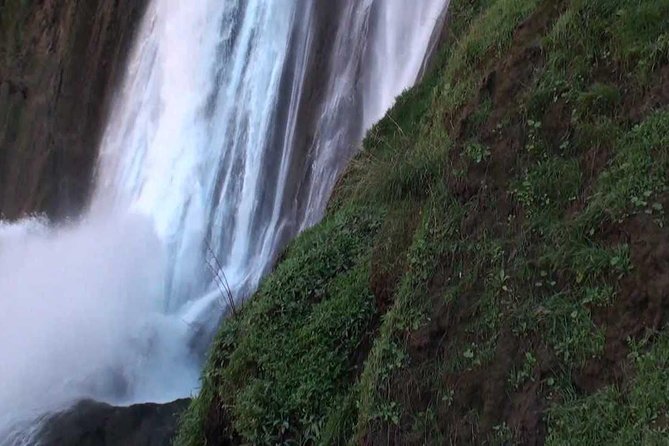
left=176, top=0, right=669, bottom=444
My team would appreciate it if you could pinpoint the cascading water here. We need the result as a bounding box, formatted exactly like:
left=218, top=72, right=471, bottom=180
left=0, top=0, right=448, bottom=443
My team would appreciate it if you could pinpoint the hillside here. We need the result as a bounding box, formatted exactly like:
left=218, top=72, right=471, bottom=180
left=176, top=0, right=669, bottom=444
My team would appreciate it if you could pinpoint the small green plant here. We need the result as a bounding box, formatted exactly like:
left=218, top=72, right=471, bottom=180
left=512, top=158, right=582, bottom=228
left=441, top=389, right=455, bottom=407
left=491, top=422, right=514, bottom=445
left=374, top=401, right=401, bottom=425
left=543, top=293, right=605, bottom=364
left=465, top=141, right=491, bottom=164
left=509, top=352, right=538, bottom=389
left=525, top=118, right=545, bottom=156
left=581, top=286, right=614, bottom=307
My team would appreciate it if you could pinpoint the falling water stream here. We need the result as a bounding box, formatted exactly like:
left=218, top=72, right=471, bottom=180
left=0, top=0, right=448, bottom=443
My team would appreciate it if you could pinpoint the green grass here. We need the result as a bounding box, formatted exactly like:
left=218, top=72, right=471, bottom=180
left=175, top=206, right=383, bottom=445
left=175, top=0, right=669, bottom=444
left=584, top=110, right=669, bottom=222
left=547, top=335, right=669, bottom=445
left=355, top=189, right=467, bottom=438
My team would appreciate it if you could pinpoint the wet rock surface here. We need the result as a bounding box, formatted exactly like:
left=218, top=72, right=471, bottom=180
left=39, top=399, right=190, bottom=446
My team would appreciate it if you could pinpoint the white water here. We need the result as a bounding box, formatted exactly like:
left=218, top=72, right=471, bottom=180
left=0, top=0, right=448, bottom=442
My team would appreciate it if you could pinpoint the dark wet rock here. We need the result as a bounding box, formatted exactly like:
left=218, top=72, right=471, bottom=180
left=39, top=399, right=190, bottom=446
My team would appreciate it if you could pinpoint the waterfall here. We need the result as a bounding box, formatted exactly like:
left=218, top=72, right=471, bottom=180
left=0, top=0, right=448, bottom=442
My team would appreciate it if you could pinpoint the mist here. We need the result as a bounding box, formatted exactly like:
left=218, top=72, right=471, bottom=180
left=0, top=212, right=199, bottom=433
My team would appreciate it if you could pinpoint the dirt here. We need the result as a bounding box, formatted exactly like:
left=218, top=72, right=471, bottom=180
left=592, top=70, right=669, bottom=392
left=368, top=5, right=564, bottom=442
left=576, top=210, right=669, bottom=394
left=447, top=1, right=566, bottom=208
left=628, top=65, right=669, bottom=123
left=370, top=205, right=422, bottom=313
left=203, top=393, right=241, bottom=446
left=362, top=0, right=669, bottom=443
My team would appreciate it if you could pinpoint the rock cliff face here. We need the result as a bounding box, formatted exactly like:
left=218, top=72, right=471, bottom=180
left=39, top=399, right=190, bottom=446
left=0, top=0, right=146, bottom=219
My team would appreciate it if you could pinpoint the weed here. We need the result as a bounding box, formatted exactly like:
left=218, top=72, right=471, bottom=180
left=465, top=140, right=491, bottom=164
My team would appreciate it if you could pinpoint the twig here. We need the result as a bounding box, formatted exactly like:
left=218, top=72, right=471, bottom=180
left=205, top=243, right=237, bottom=318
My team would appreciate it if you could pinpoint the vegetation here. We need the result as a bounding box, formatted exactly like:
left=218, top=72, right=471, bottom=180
left=176, top=0, right=669, bottom=444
